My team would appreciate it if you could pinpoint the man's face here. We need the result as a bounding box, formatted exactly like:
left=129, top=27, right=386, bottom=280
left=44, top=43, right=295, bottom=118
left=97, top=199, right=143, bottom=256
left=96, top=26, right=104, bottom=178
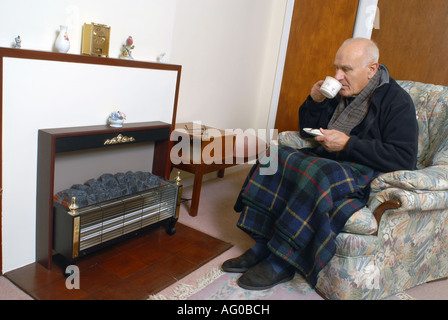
left=333, top=44, right=376, bottom=97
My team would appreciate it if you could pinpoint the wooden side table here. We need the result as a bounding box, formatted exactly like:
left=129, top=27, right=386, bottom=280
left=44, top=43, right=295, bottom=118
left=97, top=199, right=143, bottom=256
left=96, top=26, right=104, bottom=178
left=171, top=122, right=237, bottom=216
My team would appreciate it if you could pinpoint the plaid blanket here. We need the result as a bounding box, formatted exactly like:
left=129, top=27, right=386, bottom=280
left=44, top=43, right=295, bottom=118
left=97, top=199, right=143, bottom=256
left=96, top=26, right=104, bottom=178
left=235, top=145, right=380, bottom=287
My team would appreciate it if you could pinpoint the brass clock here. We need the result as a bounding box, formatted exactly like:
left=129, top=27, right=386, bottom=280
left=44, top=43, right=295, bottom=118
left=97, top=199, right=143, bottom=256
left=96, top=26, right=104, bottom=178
left=81, top=23, right=111, bottom=57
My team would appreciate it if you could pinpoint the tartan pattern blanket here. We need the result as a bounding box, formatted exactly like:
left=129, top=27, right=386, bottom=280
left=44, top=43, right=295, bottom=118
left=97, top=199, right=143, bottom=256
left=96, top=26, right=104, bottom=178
left=234, top=145, right=380, bottom=287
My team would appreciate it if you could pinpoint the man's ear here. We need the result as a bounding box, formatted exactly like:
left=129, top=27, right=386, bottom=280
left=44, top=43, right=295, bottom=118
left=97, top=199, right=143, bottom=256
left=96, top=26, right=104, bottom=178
left=368, top=62, right=379, bottom=79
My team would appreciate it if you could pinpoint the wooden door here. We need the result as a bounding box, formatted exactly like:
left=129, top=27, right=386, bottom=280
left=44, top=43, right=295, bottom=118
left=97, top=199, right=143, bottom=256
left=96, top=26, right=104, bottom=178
left=372, top=0, right=448, bottom=86
left=275, top=0, right=359, bottom=132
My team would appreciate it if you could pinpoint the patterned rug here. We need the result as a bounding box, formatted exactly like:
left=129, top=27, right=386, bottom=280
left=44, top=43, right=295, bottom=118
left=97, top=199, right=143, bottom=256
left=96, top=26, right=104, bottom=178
left=188, top=270, right=323, bottom=300
left=148, top=266, right=419, bottom=300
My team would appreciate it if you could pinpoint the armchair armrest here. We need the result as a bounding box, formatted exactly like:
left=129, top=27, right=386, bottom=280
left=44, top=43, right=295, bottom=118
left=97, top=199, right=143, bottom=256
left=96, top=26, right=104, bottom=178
left=278, top=131, right=317, bottom=149
left=368, top=165, right=448, bottom=235
left=371, top=165, right=448, bottom=192
left=369, top=187, right=448, bottom=235
left=371, top=200, right=401, bottom=236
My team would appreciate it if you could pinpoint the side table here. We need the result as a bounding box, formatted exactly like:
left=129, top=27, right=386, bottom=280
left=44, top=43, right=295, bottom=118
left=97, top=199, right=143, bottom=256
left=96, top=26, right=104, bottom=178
left=171, top=122, right=237, bottom=216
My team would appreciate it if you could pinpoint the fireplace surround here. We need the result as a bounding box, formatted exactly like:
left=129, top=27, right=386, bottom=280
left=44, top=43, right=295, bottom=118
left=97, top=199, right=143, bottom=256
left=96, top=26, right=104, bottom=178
left=0, top=48, right=182, bottom=273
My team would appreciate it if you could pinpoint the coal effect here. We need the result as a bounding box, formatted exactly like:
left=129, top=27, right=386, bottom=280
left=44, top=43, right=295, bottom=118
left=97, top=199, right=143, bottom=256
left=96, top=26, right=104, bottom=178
left=54, top=171, right=161, bottom=208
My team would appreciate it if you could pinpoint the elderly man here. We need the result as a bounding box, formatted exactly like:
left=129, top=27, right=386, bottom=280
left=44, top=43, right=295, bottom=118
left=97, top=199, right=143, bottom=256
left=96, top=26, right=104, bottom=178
left=222, top=38, right=419, bottom=290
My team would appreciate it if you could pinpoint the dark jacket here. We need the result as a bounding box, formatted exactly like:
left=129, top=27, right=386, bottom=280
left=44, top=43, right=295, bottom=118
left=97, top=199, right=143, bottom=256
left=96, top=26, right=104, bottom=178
left=298, top=77, right=419, bottom=173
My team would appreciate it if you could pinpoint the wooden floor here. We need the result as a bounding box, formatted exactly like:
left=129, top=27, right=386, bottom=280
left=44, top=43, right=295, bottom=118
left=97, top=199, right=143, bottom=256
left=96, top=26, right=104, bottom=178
left=4, top=223, right=232, bottom=300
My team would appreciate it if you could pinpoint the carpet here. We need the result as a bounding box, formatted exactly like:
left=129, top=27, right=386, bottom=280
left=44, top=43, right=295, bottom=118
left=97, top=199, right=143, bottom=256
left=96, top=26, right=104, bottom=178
left=0, top=276, right=33, bottom=300
left=150, top=269, right=322, bottom=300
left=148, top=266, right=321, bottom=300
left=150, top=265, right=448, bottom=300
left=188, top=271, right=322, bottom=300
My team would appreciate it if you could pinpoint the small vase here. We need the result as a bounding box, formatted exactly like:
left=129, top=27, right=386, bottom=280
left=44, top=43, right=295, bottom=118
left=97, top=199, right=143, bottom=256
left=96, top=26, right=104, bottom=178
left=55, top=25, right=70, bottom=53
left=109, top=119, right=124, bottom=128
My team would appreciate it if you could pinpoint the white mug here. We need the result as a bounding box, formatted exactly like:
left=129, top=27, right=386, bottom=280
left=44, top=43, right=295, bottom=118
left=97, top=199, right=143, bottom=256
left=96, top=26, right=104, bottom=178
left=320, top=76, right=342, bottom=99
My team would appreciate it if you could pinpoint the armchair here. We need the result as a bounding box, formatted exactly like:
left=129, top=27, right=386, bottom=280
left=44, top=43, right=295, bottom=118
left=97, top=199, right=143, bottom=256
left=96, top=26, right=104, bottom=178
left=278, top=80, right=448, bottom=299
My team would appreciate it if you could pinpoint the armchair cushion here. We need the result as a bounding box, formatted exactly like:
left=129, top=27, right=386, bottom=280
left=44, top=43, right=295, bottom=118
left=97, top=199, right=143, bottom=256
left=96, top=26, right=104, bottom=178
left=277, top=130, right=316, bottom=149
left=398, top=81, right=448, bottom=168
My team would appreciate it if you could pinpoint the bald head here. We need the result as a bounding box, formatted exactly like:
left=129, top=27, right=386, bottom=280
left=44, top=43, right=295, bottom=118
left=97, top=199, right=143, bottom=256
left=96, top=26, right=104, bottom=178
left=338, top=38, right=380, bottom=67
left=332, top=38, right=380, bottom=97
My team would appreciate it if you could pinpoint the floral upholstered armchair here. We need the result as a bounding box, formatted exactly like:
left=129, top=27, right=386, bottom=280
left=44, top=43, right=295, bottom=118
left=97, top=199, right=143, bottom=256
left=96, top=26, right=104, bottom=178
left=278, top=80, right=448, bottom=300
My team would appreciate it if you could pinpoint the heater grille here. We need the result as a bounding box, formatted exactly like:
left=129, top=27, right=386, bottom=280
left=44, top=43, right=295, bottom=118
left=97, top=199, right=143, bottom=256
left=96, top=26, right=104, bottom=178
left=79, top=184, right=176, bottom=251
left=53, top=180, right=179, bottom=260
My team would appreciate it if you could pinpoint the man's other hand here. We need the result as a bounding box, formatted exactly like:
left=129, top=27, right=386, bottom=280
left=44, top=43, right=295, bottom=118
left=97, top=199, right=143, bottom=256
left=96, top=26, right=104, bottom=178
left=315, top=129, right=350, bottom=152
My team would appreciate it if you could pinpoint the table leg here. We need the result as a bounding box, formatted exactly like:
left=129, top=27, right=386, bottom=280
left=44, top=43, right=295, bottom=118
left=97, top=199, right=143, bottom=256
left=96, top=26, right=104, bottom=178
left=189, top=164, right=204, bottom=216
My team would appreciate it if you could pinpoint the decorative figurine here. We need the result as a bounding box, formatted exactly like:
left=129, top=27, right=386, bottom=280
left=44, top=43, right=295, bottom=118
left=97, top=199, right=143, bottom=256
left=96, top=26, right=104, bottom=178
left=120, top=36, right=135, bottom=60
left=14, top=35, right=21, bottom=48
left=108, top=110, right=126, bottom=127
left=157, top=52, right=166, bottom=63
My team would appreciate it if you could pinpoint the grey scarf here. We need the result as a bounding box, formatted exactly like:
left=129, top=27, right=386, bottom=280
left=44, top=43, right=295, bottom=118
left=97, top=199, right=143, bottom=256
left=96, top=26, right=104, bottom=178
left=327, top=68, right=382, bottom=135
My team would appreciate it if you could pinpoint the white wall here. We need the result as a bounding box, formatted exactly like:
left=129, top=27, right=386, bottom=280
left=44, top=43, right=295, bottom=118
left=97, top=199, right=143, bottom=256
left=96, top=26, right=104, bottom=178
left=0, top=0, right=176, bottom=61
left=170, top=0, right=287, bottom=131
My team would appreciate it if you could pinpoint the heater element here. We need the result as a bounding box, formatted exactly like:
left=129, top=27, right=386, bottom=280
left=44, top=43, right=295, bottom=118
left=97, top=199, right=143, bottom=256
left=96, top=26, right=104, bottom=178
left=53, top=175, right=180, bottom=262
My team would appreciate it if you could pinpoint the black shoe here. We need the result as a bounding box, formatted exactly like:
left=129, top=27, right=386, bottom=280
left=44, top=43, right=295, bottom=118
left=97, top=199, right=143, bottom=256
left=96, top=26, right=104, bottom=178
left=222, top=249, right=264, bottom=273
left=237, top=259, right=295, bottom=290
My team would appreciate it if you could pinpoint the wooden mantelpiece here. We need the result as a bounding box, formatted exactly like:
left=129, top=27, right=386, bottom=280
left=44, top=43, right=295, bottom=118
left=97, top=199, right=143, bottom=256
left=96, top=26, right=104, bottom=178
left=36, top=121, right=172, bottom=269
left=0, top=47, right=182, bottom=72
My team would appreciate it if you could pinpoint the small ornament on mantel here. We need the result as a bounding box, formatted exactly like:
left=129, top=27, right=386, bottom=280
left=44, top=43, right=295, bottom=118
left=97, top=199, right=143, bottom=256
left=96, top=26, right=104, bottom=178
left=120, top=36, right=135, bottom=60
left=55, top=25, right=70, bottom=53
left=108, top=110, right=126, bottom=127
left=13, top=35, right=22, bottom=48
left=157, top=52, right=166, bottom=63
